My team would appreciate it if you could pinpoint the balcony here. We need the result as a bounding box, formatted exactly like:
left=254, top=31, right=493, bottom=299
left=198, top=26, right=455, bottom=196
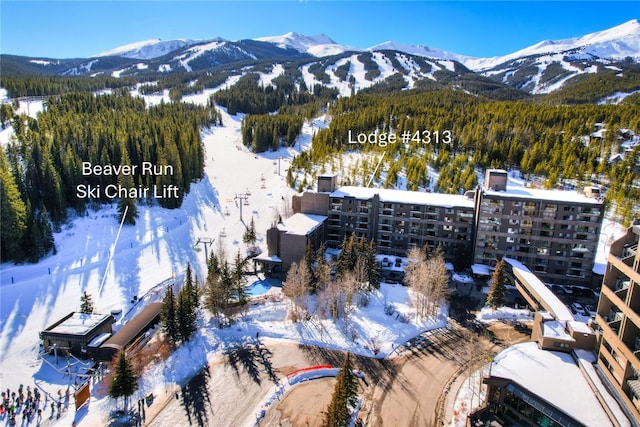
left=623, top=244, right=638, bottom=260
left=609, top=308, right=624, bottom=324
left=615, top=277, right=631, bottom=292
left=607, top=319, right=622, bottom=337
left=567, top=271, right=586, bottom=279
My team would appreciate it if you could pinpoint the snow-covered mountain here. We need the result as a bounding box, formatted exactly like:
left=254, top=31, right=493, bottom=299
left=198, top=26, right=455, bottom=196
left=456, top=19, right=640, bottom=94
left=93, top=38, right=204, bottom=60
left=466, top=19, right=640, bottom=71
left=367, top=41, right=472, bottom=64
left=3, top=20, right=640, bottom=98
left=255, top=32, right=358, bottom=57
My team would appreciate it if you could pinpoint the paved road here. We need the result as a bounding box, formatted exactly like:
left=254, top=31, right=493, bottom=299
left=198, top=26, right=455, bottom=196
left=146, top=338, right=348, bottom=427
left=146, top=325, right=495, bottom=427
left=366, top=324, right=493, bottom=427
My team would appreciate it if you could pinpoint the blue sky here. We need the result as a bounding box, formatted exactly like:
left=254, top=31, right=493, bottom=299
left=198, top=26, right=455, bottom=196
left=1, top=1, right=638, bottom=59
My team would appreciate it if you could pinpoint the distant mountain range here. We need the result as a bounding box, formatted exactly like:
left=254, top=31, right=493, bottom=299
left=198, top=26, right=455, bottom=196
left=2, top=19, right=640, bottom=98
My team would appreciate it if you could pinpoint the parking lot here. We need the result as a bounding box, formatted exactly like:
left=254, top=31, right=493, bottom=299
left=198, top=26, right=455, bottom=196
left=448, top=271, right=600, bottom=322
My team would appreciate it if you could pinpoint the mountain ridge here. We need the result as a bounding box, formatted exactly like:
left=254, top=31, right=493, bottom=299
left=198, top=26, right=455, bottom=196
left=2, top=19, right=639, bottom=101
left=90, top=19, right=640, bottom=66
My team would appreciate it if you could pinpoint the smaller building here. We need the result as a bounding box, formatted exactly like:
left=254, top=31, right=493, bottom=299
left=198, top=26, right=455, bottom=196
left=258, top=213, right=327, bottom=276
left=97, top=302, right=162, bottom=361
left=40, top=312, right=114, bottom=358
left=471, top=342, right=623, bottom=427
left=531, top=311, right=596, bottom=353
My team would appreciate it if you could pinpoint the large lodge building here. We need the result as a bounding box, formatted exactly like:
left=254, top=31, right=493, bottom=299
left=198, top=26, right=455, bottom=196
left=260, top=170, right=605, bottom=287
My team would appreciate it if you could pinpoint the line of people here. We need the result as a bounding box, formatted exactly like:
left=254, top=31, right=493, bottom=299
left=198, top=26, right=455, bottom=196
left=0, top=384, right=69, bottom=426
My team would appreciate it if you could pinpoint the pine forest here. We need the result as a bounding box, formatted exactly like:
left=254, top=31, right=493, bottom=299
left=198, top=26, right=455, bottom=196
left=1, top=68, right=640, bottom=263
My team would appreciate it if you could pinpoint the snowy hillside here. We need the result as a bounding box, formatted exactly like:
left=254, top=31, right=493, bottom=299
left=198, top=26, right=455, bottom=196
left=0, top=88, right=311, bottom=424
left=255, top=32, right=357, bottom=57
left=0, top=84, right=456, bottom=425
left=455, top=19, right=640, bottom=94
left=368, top=41, right=472, bottom=64
left=93, top=39, right=203, bottom=60
left=6, top=20, right=640, bottom=97
left=465, top=19, right=640, bottom=71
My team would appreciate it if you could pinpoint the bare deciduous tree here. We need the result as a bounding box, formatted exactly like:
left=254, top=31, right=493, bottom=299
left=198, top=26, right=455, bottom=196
left=282, top=261, right=312, bottom=321
left=405, top=247, right=449, bottom=320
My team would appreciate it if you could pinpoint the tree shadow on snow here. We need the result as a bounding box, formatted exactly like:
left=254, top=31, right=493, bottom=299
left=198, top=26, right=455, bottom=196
left=224, top=337, right=279, bottom=386
left=180, top=364, right=213, bottom=427
left=296, top=344, right=398, bottom=391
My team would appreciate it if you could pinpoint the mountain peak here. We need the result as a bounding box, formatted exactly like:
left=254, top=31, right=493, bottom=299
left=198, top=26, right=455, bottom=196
left=93, top=38, right=202, bottom=60
left=367, top=40, right=473, bottom=63
left=255, top=32, right=355, bottom=57
left=465, top=19, right=640, bottom=71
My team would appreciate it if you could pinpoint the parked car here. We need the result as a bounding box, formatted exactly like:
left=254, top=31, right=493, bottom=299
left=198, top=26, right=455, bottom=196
left=573, top=287, right=596, bottom=298
left=570, top=302, right=584, bottom=315
left=583, top=304, right=597, bottom=318
left=559, top=285, right=573, bottom=295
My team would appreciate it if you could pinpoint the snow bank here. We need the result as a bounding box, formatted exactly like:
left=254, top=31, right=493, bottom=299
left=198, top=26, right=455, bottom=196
left=476, top=306, right=532, bottom=322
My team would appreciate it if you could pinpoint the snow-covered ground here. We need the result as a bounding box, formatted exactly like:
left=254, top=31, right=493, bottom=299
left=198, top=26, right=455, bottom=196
left=475, top=306, right=533, bottom=323
left=0, top=92, right=449, bottom=426
left=0, top=96, right=301, bottom=423
left=0, top=80, right=633, bottom=425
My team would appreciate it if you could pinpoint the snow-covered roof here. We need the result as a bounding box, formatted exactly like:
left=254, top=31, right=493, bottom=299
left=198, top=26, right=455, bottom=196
left=490, top=342, right=613, bottom=427
left=541, top=320, right=574, bottom=341
left=331, top=186, right=475, bottom=209
left=503, top=257, right=574, bottom=322
left=255, top=253, right=282, bottom=263
left=47, top=312, right=112, bottom=336
left=87, top=332, right=112, bottom=348
left=277, top=213, right=327, bottom=236
left=471, top=263, right=492, bottom=276
left=483, top=185, right=602, bottom=205
left=568, top=320, right=594, bottom=335
left=575, top=350, right=632, bottom=427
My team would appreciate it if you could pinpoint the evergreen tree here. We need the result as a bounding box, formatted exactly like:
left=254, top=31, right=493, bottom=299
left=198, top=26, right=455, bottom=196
left=79, top=291, right=95, bottom=314
left=233, top=250, right=249, bottom=307
left=184, top=263, right=199, bottom=309
left=322, top=353, right=359, bottom=427
left=117, top=150, right=138, bottom=225
left=242, top=217, right=257, bottom=247
left=109, top=351, right=138, bottom=411
left=364, top=239, right=382, bottom=290
left=204, top=254, right=225, bottom=323
left=336, top=234, right=356, bottom=277
left=160, top=286, right=179, bottom=347
left=176, top=285, right=197, bottom=342
left=314, top=243, right=332, bottom=290
left=27, top=208, right=56, bottom=262
left=453, top=244, right=472, bottom=272
left=0, top=147, right=28, bottom=262
left=486, top=259, right=509, bottom=309
left=304, top=244, right=317, bottom=292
